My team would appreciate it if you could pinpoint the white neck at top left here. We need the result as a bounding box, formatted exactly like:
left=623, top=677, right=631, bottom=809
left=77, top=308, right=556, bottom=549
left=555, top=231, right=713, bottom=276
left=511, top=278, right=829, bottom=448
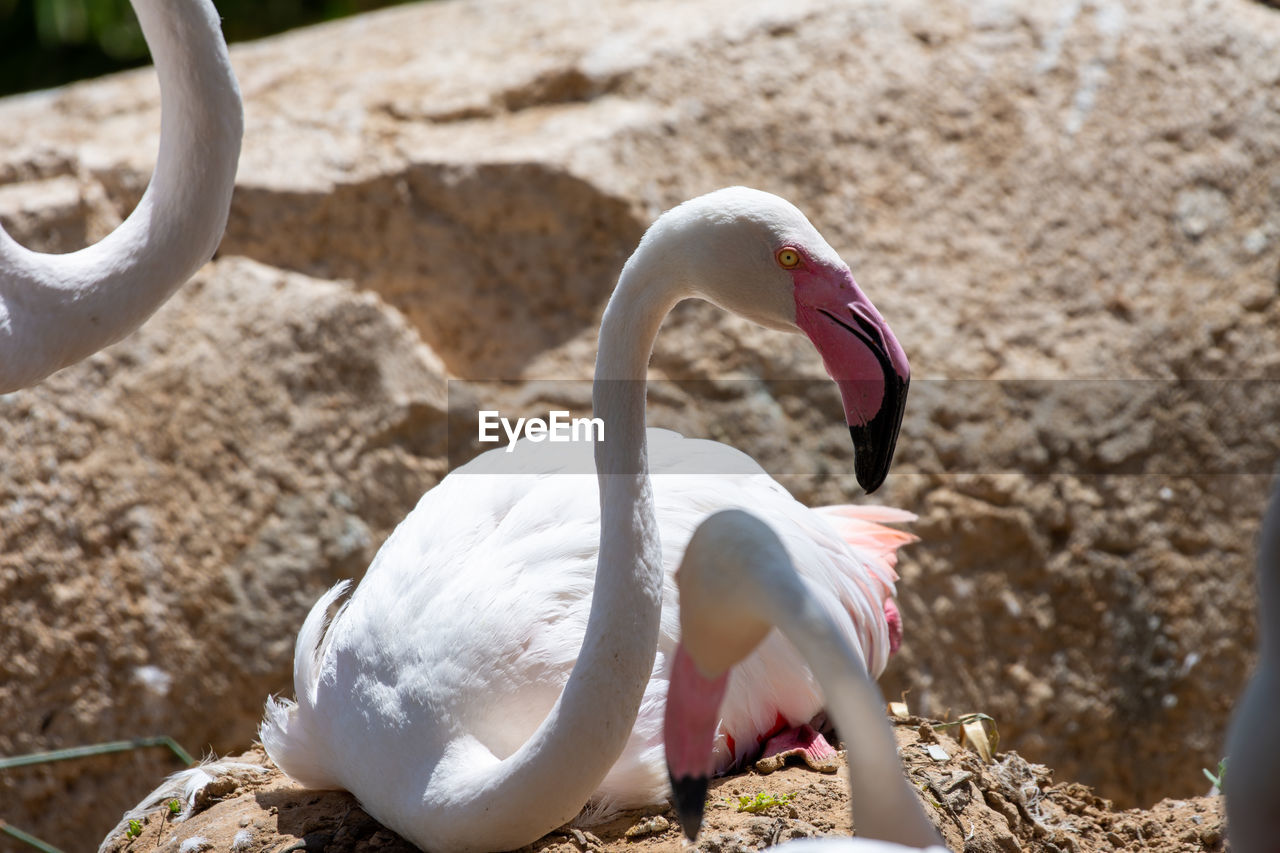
left=0, top=0, right=243, bottom=393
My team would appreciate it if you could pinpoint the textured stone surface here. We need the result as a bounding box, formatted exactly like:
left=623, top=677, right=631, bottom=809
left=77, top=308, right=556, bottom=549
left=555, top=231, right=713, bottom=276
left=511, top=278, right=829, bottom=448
left=2, top=0, right=1280, bottom=847
left=0, top=258, right=447, bottom=849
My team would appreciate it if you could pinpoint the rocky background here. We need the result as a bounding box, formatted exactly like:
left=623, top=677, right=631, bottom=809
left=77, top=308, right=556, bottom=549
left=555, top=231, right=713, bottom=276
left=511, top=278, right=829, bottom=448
left=2, top=0, right=1279, bottom=849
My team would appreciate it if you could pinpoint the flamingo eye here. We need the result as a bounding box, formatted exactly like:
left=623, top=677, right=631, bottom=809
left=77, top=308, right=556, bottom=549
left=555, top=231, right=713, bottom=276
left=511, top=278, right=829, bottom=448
left=776, top=247, right=801, bottom=269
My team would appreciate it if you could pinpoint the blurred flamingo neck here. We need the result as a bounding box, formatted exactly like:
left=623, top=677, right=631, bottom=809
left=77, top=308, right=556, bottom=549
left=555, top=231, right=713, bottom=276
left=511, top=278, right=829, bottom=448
left=774, top=597, right=941, bottom=847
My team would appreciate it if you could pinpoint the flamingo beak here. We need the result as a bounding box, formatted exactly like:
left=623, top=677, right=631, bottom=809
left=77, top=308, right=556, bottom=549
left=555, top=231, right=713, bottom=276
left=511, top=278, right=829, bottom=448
left=795, top=270, right=910, bottom=493
left=664, top=645, right=729, bottom=841
left=847, top=367, right=909, bottom=495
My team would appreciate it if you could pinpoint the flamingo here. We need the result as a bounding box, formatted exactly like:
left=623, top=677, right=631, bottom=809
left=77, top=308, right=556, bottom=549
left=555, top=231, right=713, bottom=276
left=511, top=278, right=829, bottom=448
left=0, top=0, right=242, bottom=393
left=258, top=186, right=912, bottom=853
left=665, top=509, right=946, bottom=851
left=1224, top=480, right=1280, bottom=852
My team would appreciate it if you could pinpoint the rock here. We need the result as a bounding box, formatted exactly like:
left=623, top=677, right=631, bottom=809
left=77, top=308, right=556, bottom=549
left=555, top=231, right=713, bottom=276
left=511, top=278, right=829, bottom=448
left=697, top=832, right=752, bottom=853
left=0, top=259, right=447, bottom=848
left=2, top=0, right=1280, bottom=846
left=623, top=815, right=670, bottom=838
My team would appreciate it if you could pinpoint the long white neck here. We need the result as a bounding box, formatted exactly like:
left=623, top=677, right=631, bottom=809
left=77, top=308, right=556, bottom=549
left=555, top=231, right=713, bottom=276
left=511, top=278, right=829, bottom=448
left=0, top=0, right=242, bottom=393
left=428, top=241, right=683, bottom=850
left=759, top=558, right=942, bottom=846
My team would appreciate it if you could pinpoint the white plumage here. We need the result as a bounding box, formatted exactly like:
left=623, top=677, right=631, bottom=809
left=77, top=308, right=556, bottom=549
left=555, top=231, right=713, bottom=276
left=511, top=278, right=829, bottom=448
left=263, top=430, right=905, bottom=811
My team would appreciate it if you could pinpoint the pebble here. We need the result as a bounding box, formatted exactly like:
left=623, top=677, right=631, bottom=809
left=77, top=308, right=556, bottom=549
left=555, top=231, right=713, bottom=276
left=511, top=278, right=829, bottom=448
left=624, top=816, right=670, bottom=838
left=569, top=828, right=603, bottom=850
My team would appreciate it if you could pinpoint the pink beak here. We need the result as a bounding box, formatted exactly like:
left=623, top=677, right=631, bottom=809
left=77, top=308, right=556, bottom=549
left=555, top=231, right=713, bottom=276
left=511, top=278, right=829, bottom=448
left=664, top=645, right=729, bottom=840
left=794, top=267, right=910, bottom=493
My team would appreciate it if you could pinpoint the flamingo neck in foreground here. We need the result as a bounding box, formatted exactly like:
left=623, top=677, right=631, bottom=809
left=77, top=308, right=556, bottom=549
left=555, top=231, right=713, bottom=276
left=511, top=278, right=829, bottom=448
left=769, top=590, right=942, bottom=847
left=677, top=512, right=943, bottom=849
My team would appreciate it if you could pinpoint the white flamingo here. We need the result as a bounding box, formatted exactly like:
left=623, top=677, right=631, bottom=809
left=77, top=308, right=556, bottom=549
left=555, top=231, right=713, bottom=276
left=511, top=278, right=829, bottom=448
left=665, top=509, right=947, bottom=851
left=0, top=0, right=242, bottom=393
left=259, top=186, right=912, bottom=853
left=1224, top=480, right=1280, bottom=852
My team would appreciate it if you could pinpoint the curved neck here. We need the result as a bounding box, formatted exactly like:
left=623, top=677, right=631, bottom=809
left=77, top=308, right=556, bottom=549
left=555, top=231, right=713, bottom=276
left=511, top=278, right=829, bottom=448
left=428, top=247, right=685, bottom=849
left=0, top=0, right=242, bottom=393
left=767, top=578, right=943, bottom=847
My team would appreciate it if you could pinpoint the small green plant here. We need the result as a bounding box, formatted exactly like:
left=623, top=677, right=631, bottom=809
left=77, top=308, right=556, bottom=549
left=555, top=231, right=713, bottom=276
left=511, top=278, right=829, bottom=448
left=125, top=819, right=143, bottom=840
left=727, top=791, right=796, bottom=814
left=1203, top=757, right=1228, bottom=793
left=168, top=798, right=181, bottom=815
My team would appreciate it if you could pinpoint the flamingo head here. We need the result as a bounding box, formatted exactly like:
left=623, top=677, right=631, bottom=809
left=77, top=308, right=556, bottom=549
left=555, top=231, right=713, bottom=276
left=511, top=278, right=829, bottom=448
left=787, top=255, right=910, bottom=494
left=662, top=510, right=796, bottom=839
left=651, top=187, right=910, bottom=493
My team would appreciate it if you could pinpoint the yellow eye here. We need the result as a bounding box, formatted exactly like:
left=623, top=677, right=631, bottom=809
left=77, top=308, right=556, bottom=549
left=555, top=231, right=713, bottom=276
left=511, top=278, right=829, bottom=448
left=776, top=247, right=801, bottom=269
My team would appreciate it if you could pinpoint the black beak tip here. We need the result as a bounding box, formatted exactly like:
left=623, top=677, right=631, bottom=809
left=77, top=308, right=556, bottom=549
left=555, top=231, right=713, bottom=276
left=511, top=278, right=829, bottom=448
left=849, top=375, right=909, bottom=494
left=850, top=423, right=887, bottom=494
left=669, top=773, right=709, bottom=841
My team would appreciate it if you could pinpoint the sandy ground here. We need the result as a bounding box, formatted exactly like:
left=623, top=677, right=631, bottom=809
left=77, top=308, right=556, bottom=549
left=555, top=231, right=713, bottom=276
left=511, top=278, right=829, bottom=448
left=99, top=718, right=1225, bottom=853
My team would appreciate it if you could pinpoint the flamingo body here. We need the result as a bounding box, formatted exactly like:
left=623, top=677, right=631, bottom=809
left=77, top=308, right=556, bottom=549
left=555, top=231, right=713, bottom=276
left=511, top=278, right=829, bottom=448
left=264, top=429, right=904, bottom=819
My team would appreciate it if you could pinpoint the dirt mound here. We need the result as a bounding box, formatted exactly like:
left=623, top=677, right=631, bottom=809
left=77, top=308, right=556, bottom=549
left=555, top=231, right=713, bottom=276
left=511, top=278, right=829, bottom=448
left=98, top=722, right=1225, bottom=853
